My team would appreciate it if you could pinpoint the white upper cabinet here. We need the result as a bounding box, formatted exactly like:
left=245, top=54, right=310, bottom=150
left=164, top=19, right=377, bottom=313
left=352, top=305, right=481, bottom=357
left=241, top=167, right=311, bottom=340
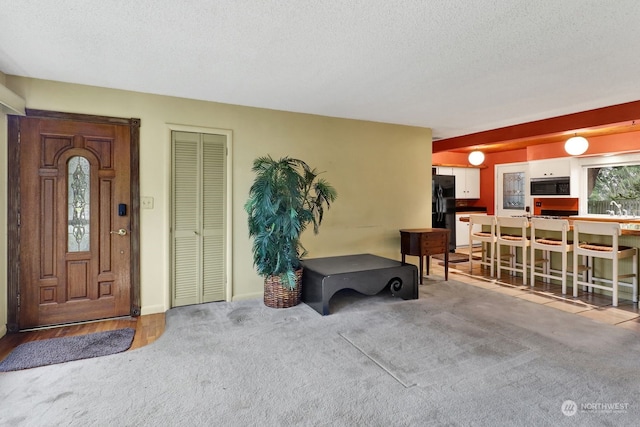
left=435, top=166, right=481, bottom=199
left=529, top=158, right=573, bottom=178
left=454, top=167, right=480, bottom=199
left=435, top=166, right=454, bottom=175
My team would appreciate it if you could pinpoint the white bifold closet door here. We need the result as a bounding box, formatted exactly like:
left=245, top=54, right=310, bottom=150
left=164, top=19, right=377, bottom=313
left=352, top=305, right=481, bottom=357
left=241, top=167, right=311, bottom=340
left=171, top=131, right=226, bottom=307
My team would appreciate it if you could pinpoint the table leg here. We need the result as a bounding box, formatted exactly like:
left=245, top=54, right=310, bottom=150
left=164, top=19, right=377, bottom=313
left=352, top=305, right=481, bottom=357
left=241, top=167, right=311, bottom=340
left=444, top=251, right=449, bottom=281
left=419, top=256, right=424, bottom=284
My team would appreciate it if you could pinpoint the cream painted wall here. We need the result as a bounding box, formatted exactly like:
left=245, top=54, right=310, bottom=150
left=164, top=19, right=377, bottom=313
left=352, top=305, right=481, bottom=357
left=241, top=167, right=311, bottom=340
left=3, top=76, right=432, bottom=322
left=0, top=109, right=7, bottom=337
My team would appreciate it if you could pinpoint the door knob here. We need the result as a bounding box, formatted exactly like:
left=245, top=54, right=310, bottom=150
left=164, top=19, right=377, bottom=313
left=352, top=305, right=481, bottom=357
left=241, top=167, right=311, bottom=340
left=110, top=228, right=127, bottom=236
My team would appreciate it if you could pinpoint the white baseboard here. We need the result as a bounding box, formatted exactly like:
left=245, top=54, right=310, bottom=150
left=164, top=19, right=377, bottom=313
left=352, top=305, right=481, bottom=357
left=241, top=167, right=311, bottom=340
left=232, top=292, right=263, bottom=302
left=140, top=294, right=262, bottom=311
left=0, top=324, right=6, bottom=339
left=140, top=304, right=166, bottom=316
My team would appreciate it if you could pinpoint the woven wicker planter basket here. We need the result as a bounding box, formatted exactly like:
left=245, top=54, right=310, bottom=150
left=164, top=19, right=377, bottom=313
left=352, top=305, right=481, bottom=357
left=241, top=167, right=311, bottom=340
left=264, top=268, right=303, bottom=308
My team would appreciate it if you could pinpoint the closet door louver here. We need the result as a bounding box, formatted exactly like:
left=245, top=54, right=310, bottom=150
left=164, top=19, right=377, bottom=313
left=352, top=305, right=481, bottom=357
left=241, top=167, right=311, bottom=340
left=172, top=131, right=226, bottom=307
left=201, top=134, right=226, bottom=303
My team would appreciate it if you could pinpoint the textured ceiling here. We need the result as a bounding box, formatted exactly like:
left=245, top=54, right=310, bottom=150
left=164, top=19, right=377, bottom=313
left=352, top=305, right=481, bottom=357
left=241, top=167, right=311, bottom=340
left=1, top=1, right=640, bottom=140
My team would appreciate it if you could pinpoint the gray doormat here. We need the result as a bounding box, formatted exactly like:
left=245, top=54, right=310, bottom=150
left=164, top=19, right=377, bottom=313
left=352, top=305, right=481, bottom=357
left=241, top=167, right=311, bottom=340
left=0, top=328, right=135, bottom=372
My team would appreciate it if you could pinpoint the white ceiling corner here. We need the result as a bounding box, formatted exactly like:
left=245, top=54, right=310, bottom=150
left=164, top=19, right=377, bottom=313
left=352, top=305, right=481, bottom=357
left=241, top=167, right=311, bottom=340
left=0, top=82, right=25, bottom=115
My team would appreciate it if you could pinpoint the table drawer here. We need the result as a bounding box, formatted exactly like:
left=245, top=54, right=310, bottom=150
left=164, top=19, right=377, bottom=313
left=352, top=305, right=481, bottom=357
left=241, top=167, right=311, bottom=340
left=421, top=235, right=447, bottom=253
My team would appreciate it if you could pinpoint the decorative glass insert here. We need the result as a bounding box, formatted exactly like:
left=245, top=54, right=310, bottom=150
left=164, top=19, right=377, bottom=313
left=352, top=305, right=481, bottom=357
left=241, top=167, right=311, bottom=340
left=503, top=172, right=525, bottom=210
left=68, top=156, right=90, bottom=252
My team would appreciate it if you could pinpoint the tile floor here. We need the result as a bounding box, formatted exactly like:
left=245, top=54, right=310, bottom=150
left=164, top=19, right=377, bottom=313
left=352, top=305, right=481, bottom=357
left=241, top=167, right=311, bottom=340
left=426, top=250, right=640, bottom=333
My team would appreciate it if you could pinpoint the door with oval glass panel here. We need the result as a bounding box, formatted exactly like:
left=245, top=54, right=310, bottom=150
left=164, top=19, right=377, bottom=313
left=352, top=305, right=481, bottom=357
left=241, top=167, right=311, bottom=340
left=15, top=115, right=137, bottom=329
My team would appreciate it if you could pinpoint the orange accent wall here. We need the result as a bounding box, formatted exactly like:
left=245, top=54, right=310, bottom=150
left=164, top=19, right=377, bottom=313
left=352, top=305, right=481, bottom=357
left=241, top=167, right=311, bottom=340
left=431, top=151, right=468, bottom=165
left=532, top=198, right=579, bottom=215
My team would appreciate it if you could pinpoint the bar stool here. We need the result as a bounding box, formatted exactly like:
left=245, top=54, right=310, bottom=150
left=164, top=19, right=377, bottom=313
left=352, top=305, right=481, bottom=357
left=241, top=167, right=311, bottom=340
left=529, top=218, right=572, bottom=294
left=468, top=215, right=497, bottom=277
left=496, top=216, right=530, bottom=285
left=573, top=220, right=638, bottom=307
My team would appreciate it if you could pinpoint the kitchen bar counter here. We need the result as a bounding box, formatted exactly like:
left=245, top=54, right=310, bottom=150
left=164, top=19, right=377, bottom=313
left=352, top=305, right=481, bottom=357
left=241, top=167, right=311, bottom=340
left=460, top=214, right=640, bottom=301
left=459, top=215, right=640, bottom=236
left=569, top=216, right=640, bottom=236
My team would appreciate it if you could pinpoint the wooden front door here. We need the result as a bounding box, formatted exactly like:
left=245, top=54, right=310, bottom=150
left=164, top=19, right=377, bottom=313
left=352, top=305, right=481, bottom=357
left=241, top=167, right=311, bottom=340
left=8, top=111, right=141, bottom=330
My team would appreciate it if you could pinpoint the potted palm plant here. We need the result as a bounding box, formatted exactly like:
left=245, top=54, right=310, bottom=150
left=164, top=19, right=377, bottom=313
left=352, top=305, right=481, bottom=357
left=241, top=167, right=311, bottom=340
left=245, top=155, right=337, bottom=308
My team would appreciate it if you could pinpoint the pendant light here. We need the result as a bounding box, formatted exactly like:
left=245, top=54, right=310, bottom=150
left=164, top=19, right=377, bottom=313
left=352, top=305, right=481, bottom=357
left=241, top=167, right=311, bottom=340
left=564, top=134, right=588, bottom=156
left=468, top=150, right=485, bottom=166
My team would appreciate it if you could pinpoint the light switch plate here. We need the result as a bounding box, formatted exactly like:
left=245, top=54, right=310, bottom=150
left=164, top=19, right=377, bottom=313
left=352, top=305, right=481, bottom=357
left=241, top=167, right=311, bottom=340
left=141, top=196, right=154, bottom=209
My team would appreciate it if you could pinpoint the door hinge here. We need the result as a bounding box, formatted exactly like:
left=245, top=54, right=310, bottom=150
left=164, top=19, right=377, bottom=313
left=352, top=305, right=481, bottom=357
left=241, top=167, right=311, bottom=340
left=17, top=211, right=21, bottom=227
left=17, top=293, right=20, bottom=309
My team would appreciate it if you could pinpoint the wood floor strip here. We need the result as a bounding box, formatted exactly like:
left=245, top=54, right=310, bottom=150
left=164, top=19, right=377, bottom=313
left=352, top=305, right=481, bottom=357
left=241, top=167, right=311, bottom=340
left=0, top=313, right=165, bottom=362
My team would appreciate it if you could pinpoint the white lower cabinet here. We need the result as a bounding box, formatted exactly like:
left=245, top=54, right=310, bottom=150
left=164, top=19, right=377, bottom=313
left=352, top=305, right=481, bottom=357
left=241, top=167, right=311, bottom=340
left=456, top=213, right=487, bottom=247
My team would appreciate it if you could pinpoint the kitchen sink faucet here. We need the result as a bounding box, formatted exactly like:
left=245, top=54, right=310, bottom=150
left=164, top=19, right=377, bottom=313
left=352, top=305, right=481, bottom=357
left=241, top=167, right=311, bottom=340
left=610, top=200, right=623, bottom=216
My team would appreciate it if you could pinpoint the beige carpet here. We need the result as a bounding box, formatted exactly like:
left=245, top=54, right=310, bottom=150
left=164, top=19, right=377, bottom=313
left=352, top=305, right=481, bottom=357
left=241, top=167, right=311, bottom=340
left=1, top=280, right=638, bottom=426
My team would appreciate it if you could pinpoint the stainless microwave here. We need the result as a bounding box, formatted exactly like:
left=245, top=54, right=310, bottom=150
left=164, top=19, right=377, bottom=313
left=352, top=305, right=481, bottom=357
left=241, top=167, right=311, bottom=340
left=530, top=177, right=571, bottom=196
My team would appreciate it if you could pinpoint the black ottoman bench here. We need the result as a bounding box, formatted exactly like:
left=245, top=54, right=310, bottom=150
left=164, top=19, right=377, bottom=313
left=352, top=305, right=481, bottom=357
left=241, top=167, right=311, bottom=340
left=301, top=253, right=418, bottom=315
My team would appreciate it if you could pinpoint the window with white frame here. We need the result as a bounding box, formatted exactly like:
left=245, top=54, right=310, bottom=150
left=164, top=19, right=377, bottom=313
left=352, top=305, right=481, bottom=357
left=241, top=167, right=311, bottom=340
left=585, top=160, right=640, bottom=216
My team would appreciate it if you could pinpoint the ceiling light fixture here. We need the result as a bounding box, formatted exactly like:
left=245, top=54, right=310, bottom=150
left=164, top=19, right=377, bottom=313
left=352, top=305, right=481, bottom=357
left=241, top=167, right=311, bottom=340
left=564, top=134, right=589, bottom=156
left=468, top=150, right=485, bottom=166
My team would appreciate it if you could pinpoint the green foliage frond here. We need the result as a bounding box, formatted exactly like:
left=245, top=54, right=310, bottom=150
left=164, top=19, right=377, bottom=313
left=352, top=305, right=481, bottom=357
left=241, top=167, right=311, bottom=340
left=245, top=155, right=337, bottom=289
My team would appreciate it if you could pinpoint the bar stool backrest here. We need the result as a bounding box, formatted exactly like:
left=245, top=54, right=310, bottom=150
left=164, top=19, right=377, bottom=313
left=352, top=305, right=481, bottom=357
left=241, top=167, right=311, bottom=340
left=573, top=220, right=622, bottom=259
left=469, top=214, right=496, bottom=227
left=573, top=220, right=621, bottom=238
left=469, top=215, right=496, bottom=239
left=496, top=216, right=529, bottom=241
left=531, top=218, right=570, bottom=244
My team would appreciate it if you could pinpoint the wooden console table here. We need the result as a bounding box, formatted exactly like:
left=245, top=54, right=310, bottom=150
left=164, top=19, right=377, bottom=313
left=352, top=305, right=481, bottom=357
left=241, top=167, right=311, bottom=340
left=400, top=228, right=450, bottom=283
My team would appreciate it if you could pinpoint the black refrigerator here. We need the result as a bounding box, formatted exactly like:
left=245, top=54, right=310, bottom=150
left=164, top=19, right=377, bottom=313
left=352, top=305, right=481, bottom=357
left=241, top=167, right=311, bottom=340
left=432, top=174, right=456, bottom=252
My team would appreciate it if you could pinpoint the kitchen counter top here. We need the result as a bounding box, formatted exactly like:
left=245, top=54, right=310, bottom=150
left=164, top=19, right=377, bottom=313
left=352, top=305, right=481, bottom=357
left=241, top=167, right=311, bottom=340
left=569, top=216, right=640, bottom=235
left=456, top=210, right=488, bottom=214
left=455, top=206, right=487, bottom=213
left=569, top=215, right=640, bottom=223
